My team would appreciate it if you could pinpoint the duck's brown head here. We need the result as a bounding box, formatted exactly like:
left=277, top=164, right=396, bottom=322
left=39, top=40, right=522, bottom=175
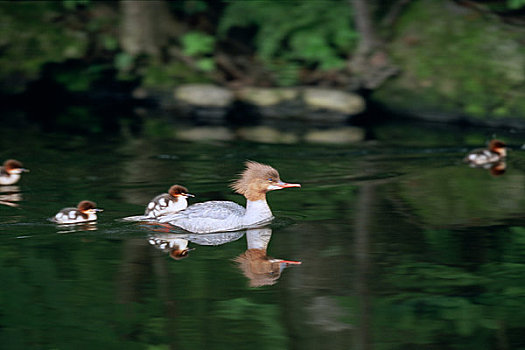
left=235, top=249, right=301, bottom=287
left=231, top=161, right=301, bottom=201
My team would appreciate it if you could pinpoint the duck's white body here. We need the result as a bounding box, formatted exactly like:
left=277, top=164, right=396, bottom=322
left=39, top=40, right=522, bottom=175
left=465, top=149, right=502, bottom=166
left=464, top=140, right=506, bottom=166
left=51, top=200, right=102, bottom=224
left=52, top=208, right=98, bottom=224
left=145, top=193, right=189, bottom=218
left=158, top=200, right=274, bottom=233
left=0, top=173, right=21, bottom=185
left=0, top=160, right=28, bottom=185
left=122, top=185, right=193, bottom=222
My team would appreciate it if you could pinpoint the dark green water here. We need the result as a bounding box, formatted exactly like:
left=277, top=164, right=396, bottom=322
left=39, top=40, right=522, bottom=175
left=2, top=116, right=525, bottom=349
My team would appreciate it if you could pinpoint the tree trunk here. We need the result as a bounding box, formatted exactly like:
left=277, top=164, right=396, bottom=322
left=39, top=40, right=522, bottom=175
left=119, top=0, right=181, bottom=57
left=352, top=0, right=380, bottom=57
left=349, top=0, right=399, bottom=89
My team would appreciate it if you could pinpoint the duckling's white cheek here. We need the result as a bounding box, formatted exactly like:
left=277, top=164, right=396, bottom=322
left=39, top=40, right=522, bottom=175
left=267, top=185, right=283, bottom=190
left=148, top=202, right=155, bottom=210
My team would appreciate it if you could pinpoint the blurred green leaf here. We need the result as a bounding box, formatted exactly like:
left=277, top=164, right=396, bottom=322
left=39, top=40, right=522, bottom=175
left=507, top=0, right=525, bottom=9
left=114, top=52, right=135, bottom=71
left=181, top=32, right=215, bottom=56
left=196, top=57, right=215, bottom=72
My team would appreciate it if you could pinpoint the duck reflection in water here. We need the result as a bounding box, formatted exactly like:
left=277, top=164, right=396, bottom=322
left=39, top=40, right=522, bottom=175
left=145, top=227, right=245, bottom=260
left=0, top=185, right=22, bottom=208
left=488, top=161, right=506, bottom=176
left=235, top=227, right=301, bottom=287
left=148, top=235, right=193, bottom=260
left=55, top=222, right=98, bottom=234
left=145, top=226, right=301, bottom=286
left=466, top=160, right=506, bottom=176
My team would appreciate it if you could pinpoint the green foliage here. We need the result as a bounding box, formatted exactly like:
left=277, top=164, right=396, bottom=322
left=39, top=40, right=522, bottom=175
left=171, top=0, right=208, bottom=15
left=102, top=34, right=119, bottom=51
left=219, top=0, right=357, bottom=85
left=114, top=52, right=135, bottom=72
left=182, top=32, right=215, bottom=56
left=53, top=63, right=110, bottom=92
left=62, top=0, right=90, bottom=10
left=142, top=61, right=211, bottom=88
left=181, top=31, right=216, bottom=72
left=507, top=0, right=525, bottom=9
left=0, top=2, right=88, bottom=93
left=267, top=61, right=302, bottom=87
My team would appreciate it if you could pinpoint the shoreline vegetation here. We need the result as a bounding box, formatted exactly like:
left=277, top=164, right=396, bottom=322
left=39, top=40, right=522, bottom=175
left=2, top=0, right=525, bottom=127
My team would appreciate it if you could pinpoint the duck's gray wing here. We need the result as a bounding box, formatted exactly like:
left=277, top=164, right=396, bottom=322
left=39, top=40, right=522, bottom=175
left=158, top=201, right=246, bottom=233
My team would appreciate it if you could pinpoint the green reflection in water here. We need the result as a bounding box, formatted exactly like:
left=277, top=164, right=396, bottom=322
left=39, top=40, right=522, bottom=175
left=2, top=118, right=525, bottom=349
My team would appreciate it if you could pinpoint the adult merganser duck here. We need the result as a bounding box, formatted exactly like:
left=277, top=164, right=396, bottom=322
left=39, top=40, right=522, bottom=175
left=144, top=185, right=194, bottom=218
left=464, top=139, right=507, bottom=166
left=158, top=161, right=301, bottom=233
left=51, top=200, right=103, bottom=224
left=0, top=159, right=29, bottom=185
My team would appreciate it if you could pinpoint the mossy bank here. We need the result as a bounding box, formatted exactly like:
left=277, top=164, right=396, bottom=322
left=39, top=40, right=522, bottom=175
left=373, top=0, right=525, bottom=126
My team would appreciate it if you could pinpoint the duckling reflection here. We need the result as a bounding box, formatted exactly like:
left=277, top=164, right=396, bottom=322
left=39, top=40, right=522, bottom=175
left=235, top=227, right=301, bottom=287
left=489, top=161, right=506, bottom=176
left=0, top=185, right=22, bottom=208
left=466, top=160, right=506, bottom=176
left=143, top=222, right=245, bottom=246
left=146, top=230, right=244, bottom=260
left=148, top=235, right=193, bottom=260
left=55, top=222, right=98, bottom=234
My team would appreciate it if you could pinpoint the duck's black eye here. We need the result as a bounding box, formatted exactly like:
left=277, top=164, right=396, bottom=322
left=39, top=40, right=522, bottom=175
left=268, top=178, right=273, bottom=182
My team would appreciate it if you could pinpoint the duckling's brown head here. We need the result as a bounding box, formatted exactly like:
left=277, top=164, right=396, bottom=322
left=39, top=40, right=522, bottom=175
left=4, top=159, right=28, bottom=174
left=168, top=185, right=194, bottom=200
left=77, top=200, right=102, bottom=214
left=489, top=139, right=507, bottom=157
left=170, top=248, right=192, bottom=260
